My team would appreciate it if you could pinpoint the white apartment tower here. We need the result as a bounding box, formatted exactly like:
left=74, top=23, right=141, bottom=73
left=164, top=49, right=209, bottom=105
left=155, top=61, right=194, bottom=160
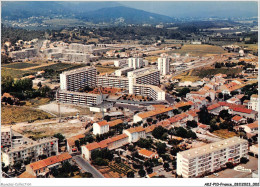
left=60, top=66, right=97, bottom=91
left=128, top=58, right=144, bottom=69
left=127, top=67, right=160, bottom=94
left=158, top=54, right=170, bottom=75
left=177, top=137, right=248, bottom=178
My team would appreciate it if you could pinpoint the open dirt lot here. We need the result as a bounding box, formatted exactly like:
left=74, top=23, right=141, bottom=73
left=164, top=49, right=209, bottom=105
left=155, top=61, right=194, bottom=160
left=38, top=102, right=79, bottom=114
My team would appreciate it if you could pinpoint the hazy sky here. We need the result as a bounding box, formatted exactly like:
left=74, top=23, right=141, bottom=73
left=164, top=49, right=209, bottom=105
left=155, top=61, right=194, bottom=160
left=119, top=1, right=258, bottom=18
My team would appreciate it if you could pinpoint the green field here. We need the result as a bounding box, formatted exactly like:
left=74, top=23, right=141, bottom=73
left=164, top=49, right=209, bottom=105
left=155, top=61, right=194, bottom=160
left=2, top=62, right=40, bottom=69
left=1, top=67, right=32, bottom=78
left=173, top=44, right=225, bottom=56
left=31, top=63, right=85, bottom=72
left=1, top=105, right=54, bottom=124
left=95, top=66, right=119, bottom=74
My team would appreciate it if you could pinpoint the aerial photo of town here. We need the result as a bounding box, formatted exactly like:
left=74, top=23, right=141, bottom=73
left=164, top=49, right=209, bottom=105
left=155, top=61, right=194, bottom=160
left=1, top=1, right=258, bottom=183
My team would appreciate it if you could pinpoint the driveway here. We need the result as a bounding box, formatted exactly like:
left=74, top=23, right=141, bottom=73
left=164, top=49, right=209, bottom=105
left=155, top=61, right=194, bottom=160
left=73, top=155, right=104, bottom=178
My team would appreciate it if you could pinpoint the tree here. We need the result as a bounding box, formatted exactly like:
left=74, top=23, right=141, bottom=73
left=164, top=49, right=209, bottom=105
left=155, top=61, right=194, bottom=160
left=1, top=74, right=14, bottom=93
left=155, top=142, right=167, bottom=155
left=186, top=120, right=198, bottom=128
left=163, top=162, right=170, bottom=170
left=127, top=171, right=135, bottom=178
left=37, top=81, right=42, bottom=88
left=198, top=106, right=212, bottom=125
left=187, top=130, right=197, bottom=139
left=219, top=110, right=230, bottom=120
left=13, top=161, right=22, bottom=171
left=92, top=158, right=108, bottom=166
left=240, top=157, right=249, bottom=164
left=152, top=126, right=167, bottom=140
left=146, top=167, right=153, bottom=174
left=177, top=87, right=190, bottom=97
left=226, top=162, right=234, bottom=169
left=206, top=96, right=212, bottom=102
left=137, top=138, right=152, bottom=149
left=75, top=140, right=80, bottom=151
left=138, top=169, right=146, bottom=178
left=54, top=133, right=65, bottom=143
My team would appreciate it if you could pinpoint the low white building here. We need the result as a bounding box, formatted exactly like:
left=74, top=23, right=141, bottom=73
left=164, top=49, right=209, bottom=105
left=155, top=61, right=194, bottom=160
left=123, top=126, right=146, bottom=143
left=248, top=94, right=258, bottom=112
left=93, top=121, right=109, bottom=135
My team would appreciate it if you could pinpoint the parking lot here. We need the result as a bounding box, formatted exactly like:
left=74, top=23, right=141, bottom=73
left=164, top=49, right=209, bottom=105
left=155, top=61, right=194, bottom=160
left=208, top=156, right=258, bottom=178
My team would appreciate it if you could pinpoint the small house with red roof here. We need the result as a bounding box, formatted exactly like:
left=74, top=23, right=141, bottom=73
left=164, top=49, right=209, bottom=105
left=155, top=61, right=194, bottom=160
left=231, top=115, right=246, bottom=125
left=138, top=149, right=158, bottom=159
left=25, top=153, right=72, bottom=177
left=93, top=120, right=109, bottom=135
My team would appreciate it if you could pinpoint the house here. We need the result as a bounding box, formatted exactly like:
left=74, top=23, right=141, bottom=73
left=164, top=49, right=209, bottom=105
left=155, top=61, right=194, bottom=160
left=81, top=134, right=129, bottom=161
left=93, top=120, right=109, bottom=135
left=108, top=119, right=124, bottom=128
left=231, top=115, right=246, bottom=125
left=197, top=123, right=210, bottom=130
left=66, top=134, right=85, bottom=154
left=133, top=107, right=174, bottom=123
left=81, top=142, right=101, bottom=161
left=186, top=109, right=199, bottom=122
left=24, top=153, right=72, bottom=178
left=241, top=121, right=258, bottom=134
left=123, top=126, right=146, bottom=143
left=138, top=149, right=159, bottom=159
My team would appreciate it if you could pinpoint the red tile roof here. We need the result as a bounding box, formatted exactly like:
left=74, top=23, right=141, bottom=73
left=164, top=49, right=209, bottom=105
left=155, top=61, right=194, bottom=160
left=138, top=149, right=157, bottom=158
left=207, top=103, right=221, bottom=111
left=97, top=120, right=108, bottom=127
left=29, top=153, right=72, bottom=171
left=108, top=119, right=123, bottom=127
left=29, top=160, right=47, bottom=171
left=198, top=123, right=209, bottom=129
left=137, top=107, right=174, bottom=119
left=85, top=142, right=101, bottom=151
left=125, top=126, right=145, bottom=133
left=232, top=115, right=243, bottom=122
left=67, top=134, right=85, bottom=147
left=246, top=121, right=258, bottom=129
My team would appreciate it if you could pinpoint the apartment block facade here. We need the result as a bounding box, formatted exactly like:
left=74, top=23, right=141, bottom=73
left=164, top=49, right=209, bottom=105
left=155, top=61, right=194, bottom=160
left=128, top=68, right=160, bottom=94
left=128, top=57, right=144, bottom=69
left=133, top=84, right=165, bottom=101
left=177, top=137, right=248, bottom=178
left=96, top=76, right=129, bottom=89
left=60, top=66, right=97, bottom=91
left=2, top=137, right=59, bottom=166
left=56, top=90, right=102, bottom=106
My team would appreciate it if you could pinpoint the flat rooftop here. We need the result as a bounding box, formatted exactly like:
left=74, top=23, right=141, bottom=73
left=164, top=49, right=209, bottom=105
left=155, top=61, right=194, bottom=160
left=58, top=89, right=100, bottom=97
left=128, top=67, right=159, bottom=77
left=178, top=136, right=247, bottom=159
left=61, top=66, right=96, bottom=75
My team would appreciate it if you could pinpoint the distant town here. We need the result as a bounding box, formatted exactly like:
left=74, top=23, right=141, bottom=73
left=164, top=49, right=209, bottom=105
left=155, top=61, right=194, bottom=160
left=1, top=1, right=258, bottom=181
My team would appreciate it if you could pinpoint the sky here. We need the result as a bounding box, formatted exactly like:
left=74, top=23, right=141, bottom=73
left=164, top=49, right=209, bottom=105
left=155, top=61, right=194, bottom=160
left=119, top=1, right=258, bottom=18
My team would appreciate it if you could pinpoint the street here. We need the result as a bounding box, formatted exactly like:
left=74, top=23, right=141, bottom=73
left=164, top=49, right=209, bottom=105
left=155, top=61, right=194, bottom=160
left=73, top=155, right=104, bottom=178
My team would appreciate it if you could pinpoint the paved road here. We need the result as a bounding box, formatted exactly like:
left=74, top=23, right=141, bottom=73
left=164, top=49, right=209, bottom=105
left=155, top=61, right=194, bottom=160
left=73, top=155, right=104, bottom=178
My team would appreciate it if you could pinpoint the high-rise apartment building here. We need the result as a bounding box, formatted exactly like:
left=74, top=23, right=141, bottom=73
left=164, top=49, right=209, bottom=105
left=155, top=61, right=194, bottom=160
left=60, top=66, right=97, bottom=91
left=128, top=58, right=144, bottom=69
left=158, top=55, right=170, bottom=75
left=128, top=67, right=160, bottom=94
